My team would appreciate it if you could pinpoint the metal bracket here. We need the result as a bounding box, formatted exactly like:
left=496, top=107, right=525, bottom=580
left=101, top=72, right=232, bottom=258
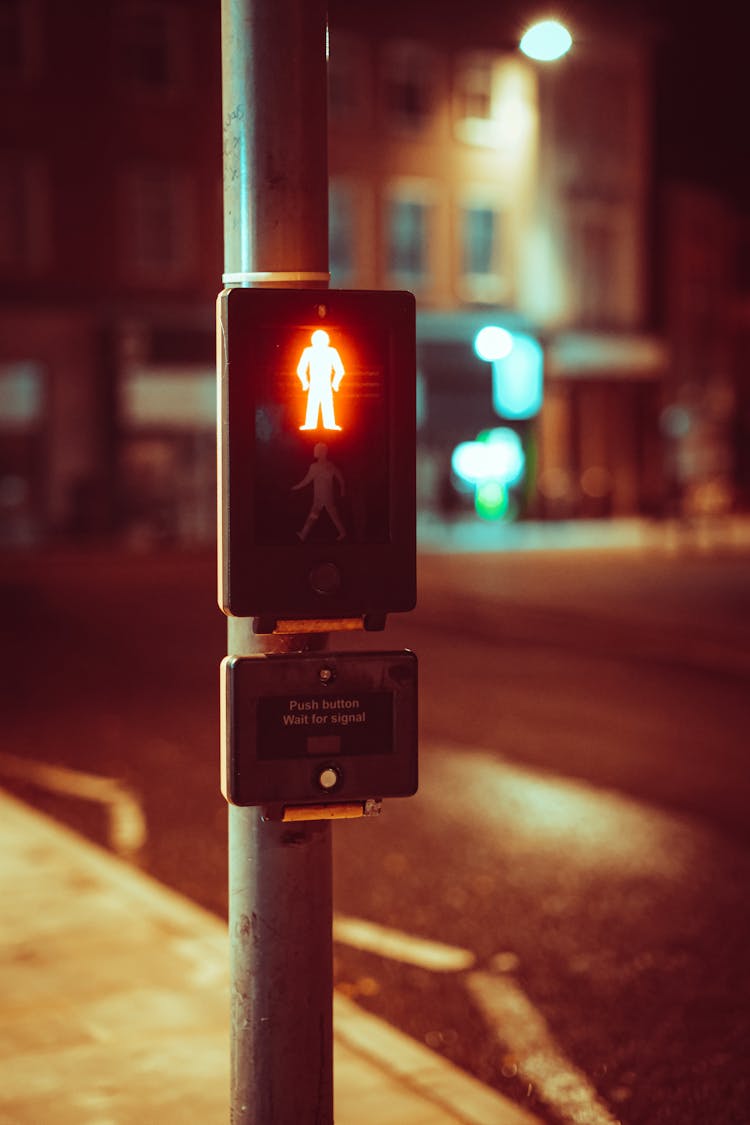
left=253, top=615, right=387, bottom=635
left=264, top=799, right=384, bottom=823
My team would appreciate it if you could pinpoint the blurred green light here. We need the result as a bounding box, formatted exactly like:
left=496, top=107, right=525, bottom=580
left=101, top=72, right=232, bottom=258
left=475, top=480, right=508, bottom=521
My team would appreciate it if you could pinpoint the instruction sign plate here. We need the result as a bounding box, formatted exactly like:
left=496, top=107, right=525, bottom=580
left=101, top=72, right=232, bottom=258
left=221, top=650, right=417, bottom=807
left=257, top=693, right=394, bottom=759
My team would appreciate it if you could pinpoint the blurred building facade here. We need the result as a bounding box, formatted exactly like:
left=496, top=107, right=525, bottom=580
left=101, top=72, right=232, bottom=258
left=1, top=0, right=741, bottom=545
left=327, top=2, right=669, bottom=521
left=659, top=182, right=747, bottom=517
left=0, top=0, right=222, bottom=545
left=732, top=214, right=750, bottom=506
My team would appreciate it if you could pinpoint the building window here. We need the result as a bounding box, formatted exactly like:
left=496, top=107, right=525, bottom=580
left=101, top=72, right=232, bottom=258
left=382, top=41, right=437, bottom=132
left=454, top=53, right=537, bottom=152
left=462, top=206, right=496, bottom=275
left=554, top=63, right=633, bottom=195
left=736, top=223, right=750, bottom=295
left=567, top=203, right=628, bottom=326
left=459, top=201, right=506, bottom=302
left=328, top=32, right=367, bottom=126
left=0, top=0, right=37, bottom=80
left=0, top=155, right=48, bottom=272
left=455, top=53, right=493, bottom=122
left=329, top=180, right=355, bottom=284
left=0, top=0, right=25, bottom=77
left=0, top=362, right=45, bottom=546
left=115, top=1, right=186, bottom=92
left=121, top=165, right=195, bottom=283
left=386, top=190, right=431, bottom=286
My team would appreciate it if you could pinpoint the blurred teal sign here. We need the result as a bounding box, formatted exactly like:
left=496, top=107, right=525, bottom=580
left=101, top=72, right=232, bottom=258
left=474, top=327, right=544, bottom=420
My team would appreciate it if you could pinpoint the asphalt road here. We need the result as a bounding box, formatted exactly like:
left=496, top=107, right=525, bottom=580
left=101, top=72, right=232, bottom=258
left=1, top=542, right=749, bottom=1124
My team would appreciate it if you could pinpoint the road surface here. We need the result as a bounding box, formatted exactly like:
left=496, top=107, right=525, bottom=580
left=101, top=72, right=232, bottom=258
left=1, top=542, right=748, bottom=1123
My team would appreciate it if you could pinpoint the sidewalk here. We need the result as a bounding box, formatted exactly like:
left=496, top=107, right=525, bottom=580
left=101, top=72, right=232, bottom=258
left=417, top=512, right=750, bottom=553
left=0, top=791, right=540, bottom=1125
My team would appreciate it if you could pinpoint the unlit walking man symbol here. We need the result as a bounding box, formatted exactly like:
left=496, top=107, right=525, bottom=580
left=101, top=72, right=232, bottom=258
left=296, top=329, right=344, bottom=431
left=292, top=443, right=346, bottom=541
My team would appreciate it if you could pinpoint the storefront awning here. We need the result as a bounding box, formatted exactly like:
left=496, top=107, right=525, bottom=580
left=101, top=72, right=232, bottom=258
left=416, top=311, right=669, bottom=381
left=546, top=332, right=669, bottom=380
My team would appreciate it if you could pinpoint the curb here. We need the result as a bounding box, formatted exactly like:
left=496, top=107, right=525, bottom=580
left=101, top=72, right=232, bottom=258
left=0, top=791, right=540, bottom=1125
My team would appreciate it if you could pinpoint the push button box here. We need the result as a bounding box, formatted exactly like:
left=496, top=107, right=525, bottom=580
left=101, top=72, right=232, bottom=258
left=221, top=650, right=418, bottom=809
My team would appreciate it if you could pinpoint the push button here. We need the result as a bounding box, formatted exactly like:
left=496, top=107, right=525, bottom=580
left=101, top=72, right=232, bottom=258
left=317, top=765, right=341, bottom=792
left=309, top=562, right=341, bottom=596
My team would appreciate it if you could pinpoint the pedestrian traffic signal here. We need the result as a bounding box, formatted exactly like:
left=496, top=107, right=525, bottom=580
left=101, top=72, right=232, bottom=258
left=217, top=288, right=416, bottom=626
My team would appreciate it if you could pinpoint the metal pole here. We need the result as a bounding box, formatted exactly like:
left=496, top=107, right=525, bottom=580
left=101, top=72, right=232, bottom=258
left=220, top=1, right=333, bottom=1122
left=221, top=0, right=329, bottom=281
left=228, top=796, right=332, bottom=1124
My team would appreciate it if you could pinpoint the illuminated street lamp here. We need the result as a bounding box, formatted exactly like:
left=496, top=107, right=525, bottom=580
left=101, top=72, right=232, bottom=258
left=519, top=19, right=573, bottom=61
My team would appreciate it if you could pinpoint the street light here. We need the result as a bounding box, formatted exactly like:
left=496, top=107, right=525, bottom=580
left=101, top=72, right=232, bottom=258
left=519, top=19, right=573, bottom=61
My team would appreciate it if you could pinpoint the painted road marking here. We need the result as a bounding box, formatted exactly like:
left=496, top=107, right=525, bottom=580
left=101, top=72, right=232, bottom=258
left=0, top=752, right=146, bottom=860
left=1, top=757, right=620, bottom=1123
left=466, top=970, right=621, bottom=1125
left=333, top=913, right=476, bottom=972
left=334, top=989, right=541, bottom=1125
left=333, top=913, right=620, bottom=1124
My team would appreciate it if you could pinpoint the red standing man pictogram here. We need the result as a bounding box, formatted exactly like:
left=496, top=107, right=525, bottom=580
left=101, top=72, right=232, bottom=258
left=296, top=329, right=345, bottom=431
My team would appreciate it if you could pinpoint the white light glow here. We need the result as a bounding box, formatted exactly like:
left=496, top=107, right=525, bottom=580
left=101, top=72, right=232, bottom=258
left=519, top=20, right=572, bottom=62
left=451, top=428, right=525, bottom=487
left=474, top=325, right=514, bottom=363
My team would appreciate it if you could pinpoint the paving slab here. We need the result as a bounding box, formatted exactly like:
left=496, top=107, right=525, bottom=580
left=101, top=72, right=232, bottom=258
left=0, top=790, right=540, bottom=1125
